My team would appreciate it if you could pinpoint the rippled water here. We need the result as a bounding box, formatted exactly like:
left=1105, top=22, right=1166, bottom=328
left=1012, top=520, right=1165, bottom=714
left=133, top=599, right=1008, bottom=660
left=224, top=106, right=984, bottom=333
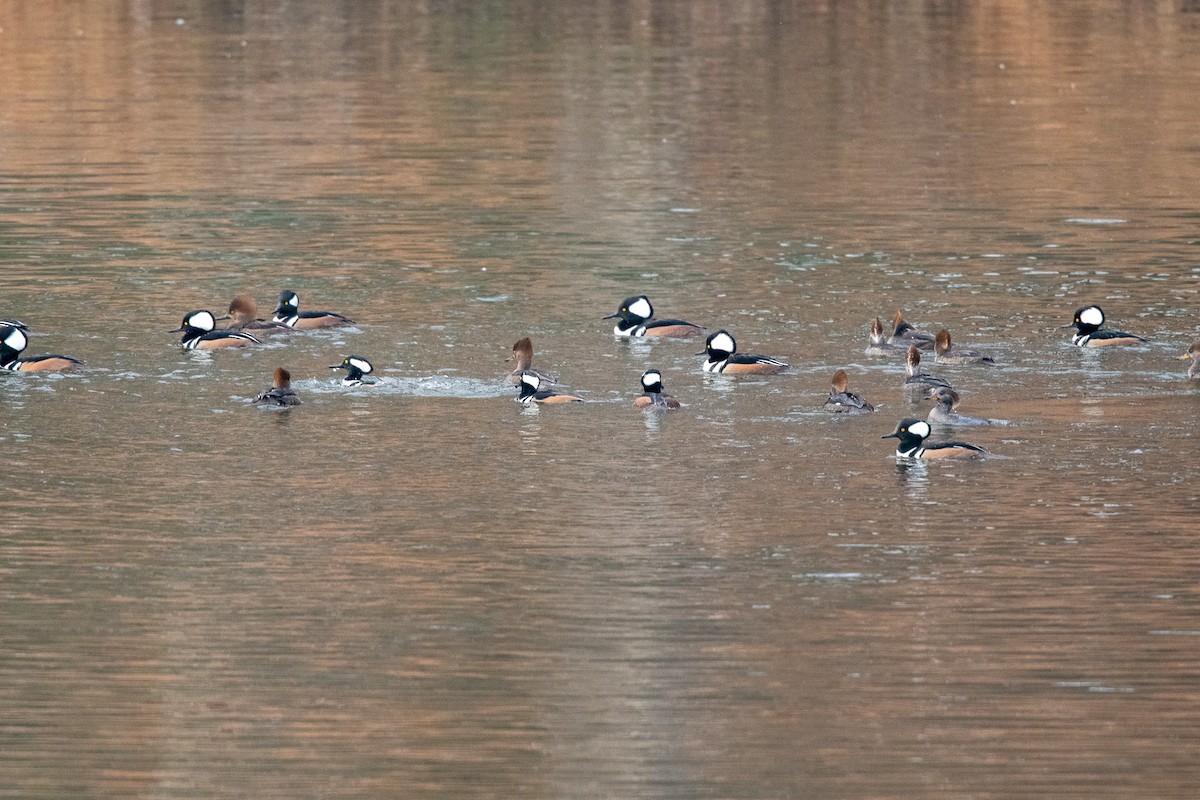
left=3, top=2, right=1200, bottom=798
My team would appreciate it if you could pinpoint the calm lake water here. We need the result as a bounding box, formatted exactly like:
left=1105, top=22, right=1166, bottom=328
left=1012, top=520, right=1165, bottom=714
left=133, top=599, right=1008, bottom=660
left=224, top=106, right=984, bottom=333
left=3, top=2, right=1200, bottom=798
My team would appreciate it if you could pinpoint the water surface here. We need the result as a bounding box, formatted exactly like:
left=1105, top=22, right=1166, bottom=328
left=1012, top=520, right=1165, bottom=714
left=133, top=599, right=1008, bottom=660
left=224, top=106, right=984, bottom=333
left=3, top=2, right=1200, bottom=798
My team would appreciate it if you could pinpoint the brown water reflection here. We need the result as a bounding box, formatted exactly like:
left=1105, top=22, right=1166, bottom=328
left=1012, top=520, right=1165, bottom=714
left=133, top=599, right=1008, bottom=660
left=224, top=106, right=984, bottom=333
left=3, top=2, right=1200, bottom=799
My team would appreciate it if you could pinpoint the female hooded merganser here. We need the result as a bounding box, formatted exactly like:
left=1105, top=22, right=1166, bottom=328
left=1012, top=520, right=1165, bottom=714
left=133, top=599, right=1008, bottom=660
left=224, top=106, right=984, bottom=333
left=903, top=345, right=953, bottom=394
left=604, top=295, right=705, bottom=338
left=865, top=316, right=906, bottom=357
left=1066, top=305, right=1147, bottom=347
left=272, top=290, right=355, bottom=329
left=822, top=369, right=875, bottom=414
left=934, top=329, right=995, bottom=365
left=1179, top=342, right=1200, bottom=379
left=0, top=323, right=84, bottom=372
left=887, top=310, right=935, bottom=350
left=506, top=337, right=558, bottom=386
left=329, top=355, right=376, bottom=386
left=882, top=418, right=987, bottom=459
left=698, top=330, right=788, bottom=374
left=171, top=310, right=261, bottom=349
left=253, top=367, right=301, bottom=407
left=925, top=387, right=996, bottom=426
left=633, top=369, right=681, bottom=409
left=516, top=372, right=583, bottom=405
left=223, top=295, right=292, bottom=334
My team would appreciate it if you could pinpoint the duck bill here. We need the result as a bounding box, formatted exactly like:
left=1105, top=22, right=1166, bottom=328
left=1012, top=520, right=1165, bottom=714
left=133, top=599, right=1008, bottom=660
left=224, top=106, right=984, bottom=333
left=880, top=432, right=899, bottom=439
left=602, top=313, right=620, bottom=320
left=328, top=364, right=342, bottom=369
left=168, top=326, right=185, bottom=332
left=1180, top=353, right=1193, bottom=360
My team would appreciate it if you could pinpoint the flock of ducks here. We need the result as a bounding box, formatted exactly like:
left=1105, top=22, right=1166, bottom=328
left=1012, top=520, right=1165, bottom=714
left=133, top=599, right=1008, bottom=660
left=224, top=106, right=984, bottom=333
left=2, top=290, right=1196, bottom=460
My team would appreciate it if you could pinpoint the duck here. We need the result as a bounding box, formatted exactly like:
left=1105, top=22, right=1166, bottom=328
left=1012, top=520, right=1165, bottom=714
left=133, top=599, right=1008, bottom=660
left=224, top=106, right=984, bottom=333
left=171, top=310, right=261, bottom=350
left=822, top=369, right=875, bottom=414
left=698, top=330, right=788, bottom=374
left=222, top=295, right=292, bottom=334
left=865, top=316, right=906, bottom=357
left=881, top=418, right=987, bottom=459
left=516, top=372, right=583, bottom=405
left=604, top=295, right=705, bottom=338
left=253, top=367, right=302, bottom=407
left=1066, top=305, right=1147, bottom=347
left=886, top=310, right=935, bottom=350
left=934, top=329, right=995, bottom=365
left=0, top=323, right=84, bottom=372
left=272, top=290, right=355, bottom=329
left=903, top=345, right=953, bottom=397
left=1179, top=342, right=1200, bottom=379
left=506, top=337, right=558, bottom=386
left=633, top=369, right=681, bottom=409
left=329, top=355, right=376, bottom=386
left=925, top=387, right=998, bottom=426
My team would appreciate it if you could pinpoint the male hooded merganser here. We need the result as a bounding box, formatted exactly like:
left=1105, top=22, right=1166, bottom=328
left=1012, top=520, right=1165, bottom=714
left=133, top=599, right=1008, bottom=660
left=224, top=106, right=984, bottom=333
left=925, top=387, right=996, bottom=426
left=887, top=310, right=935, bottom=350
left=0, top=323, right=84, bottom=372
left=604, top=295, right=705, bottom=338
left=171, top=310, right=261, bottom=349
left=822, top=369, right=875, bottom=414
left=698, top=330, right=788, bottom=374
left=223, top=295, right=292, bottom=334
left=934, top=329, right=995, bottom=365
left=253, top=367, right=301, bottom=407
left=1066, top=305, right=1147, bottom=347
left=903, top=345, right=953, bottom=394
left=329, top=355, right=376, bottom=386
left=516, top=372, right=583, bottom=405
left=1179, top=343, right=1200, bottom=379
left=272, top=290, right=355, bottom=329
left=506, top=337, right=558, bottom=386
left=865, top=316, right=906, bottom=357
left=882, top=418, right=987, bottom=459
left=633, top=369, right=681, bottom=409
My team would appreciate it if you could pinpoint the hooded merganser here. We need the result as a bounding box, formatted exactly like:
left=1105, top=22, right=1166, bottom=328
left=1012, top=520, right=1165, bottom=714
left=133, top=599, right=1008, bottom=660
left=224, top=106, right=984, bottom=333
left=1066, top=305, right=1147, bottom=347
left=698, top=330, right=788, bottom=374
left=933, top=329, right=995, bottom=365
left=1179, top=343, right=1200, bottom=379
left=329, top=355, right=376, bottom=386
left=223, top=295, right=292, bottom=334
left=0, top=323, right=83, bottom=372
left=516, top=372, right=582, bottom=405
left=887, top=310, right=935, bottom=350
left=506, top=337, right=558, bottom=386
left=633, top=369, right=681, bottom=409
left=865, top=316, right=906, bottom=357
left=925, top=387, right=996, bottom=427
left=881, top=418, right=987, bottom=459
left=603, top=295, right=705, bottom=338
left=822, top=369, right=875, bottom=414
left=171, top=310, right=261, bottom=350
left=253, top=367, right=301, bottom=407
left=272, top=290, right=355, bottom=329
left=903, top=345, right=953, bottom=394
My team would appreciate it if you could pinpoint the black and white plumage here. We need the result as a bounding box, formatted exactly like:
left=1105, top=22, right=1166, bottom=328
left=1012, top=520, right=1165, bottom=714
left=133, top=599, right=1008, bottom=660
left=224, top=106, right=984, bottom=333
left=881, top=418, right=987, bottom=460
left=171, top=310, right=260, bottom=350
left=697, top=330, right=788, bottom=375
left=0, top=323, right=84, bottom=372
left=1066, top=305, right=1147, bottom=347
left=603, top=295, right=705, bottom=338
left=329, top=355, right=376, bottom=387
left=272, top=290, right=355, bottom=329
